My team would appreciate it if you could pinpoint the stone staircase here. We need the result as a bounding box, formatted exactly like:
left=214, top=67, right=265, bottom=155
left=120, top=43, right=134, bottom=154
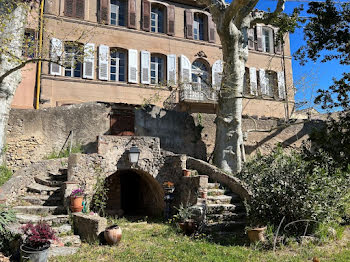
left=203, top=182, right=246, bottom=233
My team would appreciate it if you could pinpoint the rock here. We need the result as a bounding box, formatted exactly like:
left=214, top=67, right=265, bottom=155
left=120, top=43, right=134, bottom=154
left=48, top=246, right=79, bottom=257
left=54, top=224, right=72, bottom=235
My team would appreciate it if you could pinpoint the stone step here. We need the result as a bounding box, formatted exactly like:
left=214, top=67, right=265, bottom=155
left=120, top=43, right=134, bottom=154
left=13, top=205, right=66, bottom=216
left=15, top=213, right=69, bottom=225
left=49, top=246, right=79, bottom=258
left=27, top=183, right=61, bottom=195
left=53, top=224, right=72, bottom=235
left=206, top=203, right=245, bottom=214
left=207, top=195, right=233, bottom=204
left=207, top=188, right=226, bottom=196
left=35, top=175, right=64, bottom=187
left=48, top=172, right=68, bottom=182
left=207, top=212, right=246, bottom=222
left=54, top=235, right=81, bottom=248
left=204, top=221, right=246, bottom=232
left=21, top=195, right=62, bottom=206
left=207, top=183, right=220, bottom=189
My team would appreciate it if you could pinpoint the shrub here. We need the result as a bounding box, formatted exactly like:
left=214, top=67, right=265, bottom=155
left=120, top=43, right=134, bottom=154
left=21, top=222, right=57, bottom=250
left=0, top=205, right=16, bottom=253
left=46, top=144, right=83, bottom=160
left=0, top=165, right=12, bottom=186
left=237, top=147, right=350, bottom=235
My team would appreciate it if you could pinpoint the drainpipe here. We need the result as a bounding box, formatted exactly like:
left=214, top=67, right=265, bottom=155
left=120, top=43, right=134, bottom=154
left=35, top=0, right=45, bottom=109
left=281, top=37, right=289, bottom=121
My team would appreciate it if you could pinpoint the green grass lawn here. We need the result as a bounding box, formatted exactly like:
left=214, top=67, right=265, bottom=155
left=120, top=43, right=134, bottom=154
left=51, top=219, right=350, bottom=262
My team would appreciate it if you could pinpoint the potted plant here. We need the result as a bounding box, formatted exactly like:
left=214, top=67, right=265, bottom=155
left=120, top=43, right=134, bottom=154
left=70, top=188, right=84, bottom=213
left=20, top=222, right=57, bottom=262
left=245, top=203, right=267, bottom=243
left=174, top=204, right=197, bottom=235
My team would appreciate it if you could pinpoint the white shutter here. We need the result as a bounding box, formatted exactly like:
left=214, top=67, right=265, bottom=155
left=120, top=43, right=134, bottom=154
left=141, top=50, right=150, bottom=84
left=83, top=43, right=95, bottom=79
left=167, top=54, right=177, bottom=86
left=277, top=71, right=286, bottom=99
left=50, top=38, right=63, bottom=76
left=268, top=28, right=274, bottom=54
left=180, top=55, right=191, bottom=84
left=249, top=67, right=258, bottom=96
left=98, top=45, right=109, bottom=80
left=259, top=69, right=267, bottom=95
left=212, top=60, right=223, bottom=90
left=128, top=49, right=138, bottom=83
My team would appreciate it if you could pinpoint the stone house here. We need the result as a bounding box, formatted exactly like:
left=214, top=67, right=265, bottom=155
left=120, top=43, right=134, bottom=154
left=12, top=0, right=294, bottom=119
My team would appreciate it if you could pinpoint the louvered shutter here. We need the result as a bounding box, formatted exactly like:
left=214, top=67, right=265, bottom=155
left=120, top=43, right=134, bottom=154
left=248, top=28, right=255, bottom=50
left=212, top=60, right=223, bottom=89
left=75, top=0, right=85, bottom=19
left=128, top=49, right=138, bottom=83
left=259, top=69, right=267, bottom=95
left=274, top=28, right=282, bottom=54
left=141, top=51, right=150, bottom=84
left=277, top=71, right=285, bottom=99
left=167, top=54, right=176, bottom=86
left=208, top=15, right=216, bottom=43
left=185, top=10, right=193, bottom=39
left=50, top=38, right=63, bottom=76
left=249, top=67, right=258, bottom=96
left=64, top=0, right=74, bottom=17
left=83, top=43, right=95, bottom=79
left=99, top=0, right=109, bottom=24
left=256, top=25, right=263, bottom=52
left=98, top=45, right=109, bottom=80
left=128, top=0, right=137, bottom=29
left=180, top=55, right=191, bottom=85
left=142, top=0, right=151, bottom=31
left=167, top=5, right=175, bottom=36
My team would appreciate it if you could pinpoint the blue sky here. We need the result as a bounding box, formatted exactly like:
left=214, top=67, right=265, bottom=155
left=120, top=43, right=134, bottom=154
left=256, top=0, right=350, bottom=111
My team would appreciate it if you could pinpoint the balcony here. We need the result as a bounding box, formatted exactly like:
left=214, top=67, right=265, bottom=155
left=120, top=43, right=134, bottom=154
left=179, top=84, right=218, bottom=104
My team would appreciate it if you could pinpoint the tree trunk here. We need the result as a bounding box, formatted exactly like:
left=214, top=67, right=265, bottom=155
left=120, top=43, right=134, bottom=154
left=0, top=4, right=27, bottom=165
left=213, top=23, right=248, bottom=174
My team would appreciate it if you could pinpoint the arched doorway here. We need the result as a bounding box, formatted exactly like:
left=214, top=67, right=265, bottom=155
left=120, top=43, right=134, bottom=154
left=105, top=169, right=164, bottom=217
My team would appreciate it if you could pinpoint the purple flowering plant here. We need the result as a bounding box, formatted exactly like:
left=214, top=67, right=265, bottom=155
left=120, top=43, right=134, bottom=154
left=70, top=188, right=84, bottom=198
left=21, top=222, right=57, bottom=250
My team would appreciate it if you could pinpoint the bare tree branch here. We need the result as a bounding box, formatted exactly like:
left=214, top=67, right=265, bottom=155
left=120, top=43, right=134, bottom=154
left=251, top=0, right=286, bottom=26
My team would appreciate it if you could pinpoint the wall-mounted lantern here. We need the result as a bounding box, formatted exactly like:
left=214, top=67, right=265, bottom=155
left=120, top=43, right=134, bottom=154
left=128, top=145, right=140, bottom=164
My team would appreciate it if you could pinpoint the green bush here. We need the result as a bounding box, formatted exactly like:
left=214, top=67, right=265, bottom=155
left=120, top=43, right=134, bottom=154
left=237, top=147, right=350, bottom=235
left=0, top=205, right=16, bottom=253
left=0, top=165, right=12, bottom=186
left=46, top=144, right=83, bottom=159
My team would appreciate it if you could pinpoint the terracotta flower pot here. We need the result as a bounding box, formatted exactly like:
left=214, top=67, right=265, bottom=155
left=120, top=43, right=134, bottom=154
left=179, top=220, right=197, bottom=235
left=183, top=170, right=191, bottom=177
left=247, top=227, right=267, bottom=243
left=104, top=225, right=122, bottom=245
left=70, top=196, right=84, bottom=213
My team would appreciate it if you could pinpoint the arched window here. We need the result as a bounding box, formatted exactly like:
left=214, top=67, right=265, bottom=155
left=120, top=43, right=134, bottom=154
left=151, top=4, right=166, bottom=33
left=110, top=0, right=127, bottom=26
left=64, top=42, right=83, bottom=78
left=191, top=59, right=209, bottom=91
left=150, top=54, right=166, bottom=84
left=110, top=48, right=127, bottom=82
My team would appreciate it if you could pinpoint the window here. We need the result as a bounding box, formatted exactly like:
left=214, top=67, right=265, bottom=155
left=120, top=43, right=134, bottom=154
left=64, top=42, right=83, bottom=78
left=262, top=27, right=273, bottom=53
left=265, top=70, right=277, bottom=97
left=191, top=60, right=209, bottom=91
left=150, top=55, right=165, bottom=84
left=64, top=0, right=85, bottom=19
left=110, top=0, right=126, bottom=26
left=193, top=14, right=204, bottom=40
left=110, top=49, right=126, bottom=82
left=151, top=6, right=165, bottom=33
left=22, top=30, right=36, bottom=58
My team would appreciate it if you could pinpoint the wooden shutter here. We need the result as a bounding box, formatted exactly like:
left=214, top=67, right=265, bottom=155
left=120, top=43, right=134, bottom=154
left=249, top=67, right=258, bottom=96
left=180, top=55, right=191, bottom=84
left=64, top=0, right=74, bottom=17
left=167, top=5, right=175, bottom=36
left=277, top=71, right=285, bottom=99
left=83, top=43, right=95, bottom=79
left=99, top=0, right=109, bottom=24
left=274, top=28, right=282, bottom=54
left=142, top=0, right=151, bottom=31
left=259, top=69, right=267, bottom=95
left=128, top=0, right=137, bottom=29
left=208, top=15, right=216, bottom=43
left=50, top=38, right=63, bottom=76
left=128, top=49, right=138, bottom=83
left=167, top=54, right=176, bottom=86
left=141, top=50, right=150, bottom=84
left=75, top=0, right=85, bottom=19
left=99, top=45, right=109, bottom=80
left=248, top=28, right=255, bottom=50
left=268, top=28, right=274, bottom=54
left=185, top=10, right=193, bottom=39
left=256, top=25, right=263, bottom=52
left=212, top=60, right=223, bottom=89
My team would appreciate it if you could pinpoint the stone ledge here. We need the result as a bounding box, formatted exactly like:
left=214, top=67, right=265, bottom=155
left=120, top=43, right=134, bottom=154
left=72, top=213, right=107, bottom=243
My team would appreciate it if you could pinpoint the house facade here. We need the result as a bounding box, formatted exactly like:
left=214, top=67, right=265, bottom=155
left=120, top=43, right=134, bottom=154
left=11, top=0, right=294, bottom=119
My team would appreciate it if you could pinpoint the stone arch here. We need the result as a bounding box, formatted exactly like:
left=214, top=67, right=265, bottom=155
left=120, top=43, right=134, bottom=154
left=104, top=168, right=165, bottom=217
